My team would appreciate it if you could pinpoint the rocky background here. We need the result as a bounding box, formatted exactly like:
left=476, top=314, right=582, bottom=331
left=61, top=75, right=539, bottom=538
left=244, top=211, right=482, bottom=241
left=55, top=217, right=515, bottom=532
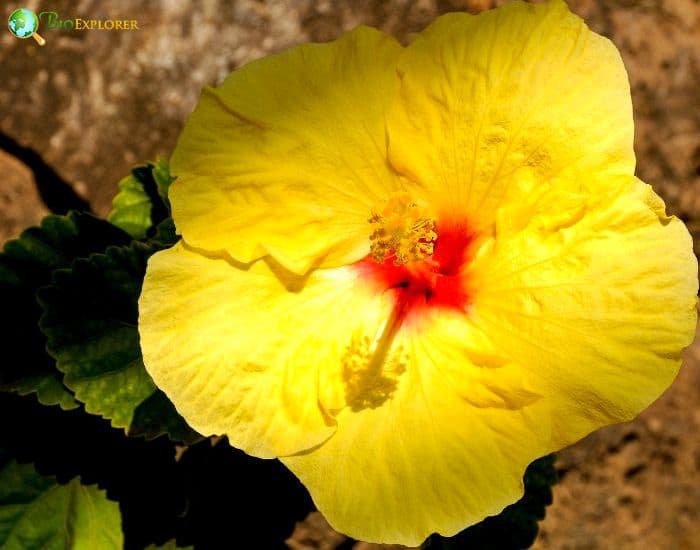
left=1, top=1, right=699, bottom=548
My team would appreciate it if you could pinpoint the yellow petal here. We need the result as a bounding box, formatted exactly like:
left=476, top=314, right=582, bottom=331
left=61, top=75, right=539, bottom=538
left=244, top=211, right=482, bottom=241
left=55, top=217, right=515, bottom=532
left=283, top=314, right=551, bottom=546
left=468, top=174, right=698, bottom=447
left=387, top=0, right=634, bottom=228
left=169, top=27, right=406, bottom=274
left=138, top=243, right=393, bottom=457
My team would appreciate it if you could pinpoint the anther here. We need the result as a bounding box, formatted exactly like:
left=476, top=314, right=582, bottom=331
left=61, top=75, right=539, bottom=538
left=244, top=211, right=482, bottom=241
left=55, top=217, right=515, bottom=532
left=369, top=193, right=437, bottom=265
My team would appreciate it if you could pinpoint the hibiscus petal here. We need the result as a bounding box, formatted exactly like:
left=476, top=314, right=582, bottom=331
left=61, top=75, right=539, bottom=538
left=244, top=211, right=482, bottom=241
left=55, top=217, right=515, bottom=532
left=387, top=0, right=635, bottom=228
left=169, top=27, right=406, bottom=274
left=468, top=174, right=697, bottom=446
left=283, top=315, right=552, bottom=546
left=138, top=242, right=394, bottom=457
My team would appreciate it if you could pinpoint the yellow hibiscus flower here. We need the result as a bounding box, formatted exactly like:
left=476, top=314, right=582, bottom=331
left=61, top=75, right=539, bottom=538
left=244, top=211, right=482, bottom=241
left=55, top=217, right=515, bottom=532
left=138, top=0, right=697, bottom=545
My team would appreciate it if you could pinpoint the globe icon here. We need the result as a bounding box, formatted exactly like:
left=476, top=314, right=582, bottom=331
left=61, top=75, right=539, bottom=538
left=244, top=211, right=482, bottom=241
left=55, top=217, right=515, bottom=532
left=8, top=8, right=45, bottom=45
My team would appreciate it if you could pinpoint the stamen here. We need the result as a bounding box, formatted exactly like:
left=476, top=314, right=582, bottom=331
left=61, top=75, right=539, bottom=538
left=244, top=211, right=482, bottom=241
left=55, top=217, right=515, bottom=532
left=341, top=300, right=408, bottom=411
left=369, top=193, right=437, bottom=265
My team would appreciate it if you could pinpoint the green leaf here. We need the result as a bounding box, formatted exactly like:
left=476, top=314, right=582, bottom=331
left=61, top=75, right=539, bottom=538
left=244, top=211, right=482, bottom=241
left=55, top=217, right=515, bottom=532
left=424, top=455, right=557, bottom=550
left=108, top=159, right=175, bottom=239
left=12, top=376, right=74, bottom=410
left=150, top=218, right=179, bottom=248
left=129, top=390, right=196, bottom=443
left=108, top=172, right=152, bottom=239
left=0, top=392, right=187, bottom=549
left=0, top=393, right=311, bottom=548
left=152, top=158, right=176, bottom=212
left=0, top=459, right=123, bottom=549
left=0, top=212, right=132, bottom=408
left=38, top=242, right=199, bottom=443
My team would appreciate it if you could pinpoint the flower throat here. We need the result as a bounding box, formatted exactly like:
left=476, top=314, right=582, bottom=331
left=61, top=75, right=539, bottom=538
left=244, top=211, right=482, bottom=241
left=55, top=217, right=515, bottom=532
left=361, top=193, right=476, bottom=325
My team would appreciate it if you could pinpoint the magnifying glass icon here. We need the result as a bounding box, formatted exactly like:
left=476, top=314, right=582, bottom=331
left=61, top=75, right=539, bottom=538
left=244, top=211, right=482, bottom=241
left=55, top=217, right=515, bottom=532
left=8, top=8, right=46, bottom=46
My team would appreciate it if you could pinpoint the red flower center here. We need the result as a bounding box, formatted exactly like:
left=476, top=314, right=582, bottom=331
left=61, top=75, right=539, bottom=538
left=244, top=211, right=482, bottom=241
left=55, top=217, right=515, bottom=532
left=359, top=219, right=477, bottom=326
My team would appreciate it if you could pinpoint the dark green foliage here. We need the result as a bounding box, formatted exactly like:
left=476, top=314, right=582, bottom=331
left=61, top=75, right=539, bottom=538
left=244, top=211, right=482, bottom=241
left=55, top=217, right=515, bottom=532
left=0, top=212, right=131, bottom=408
left=176, top=438, right=314, bottom=550
left=130, top=389, right=199, bottom=443
left=0, top=450, right=123, bottom=548
left=0, top=393, right=314, bottom=549
left=38, top=242, right=198, bottom=443
left=150, top=217, right=179, bottom=248
left=0, top=391, right=187, bottom=549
